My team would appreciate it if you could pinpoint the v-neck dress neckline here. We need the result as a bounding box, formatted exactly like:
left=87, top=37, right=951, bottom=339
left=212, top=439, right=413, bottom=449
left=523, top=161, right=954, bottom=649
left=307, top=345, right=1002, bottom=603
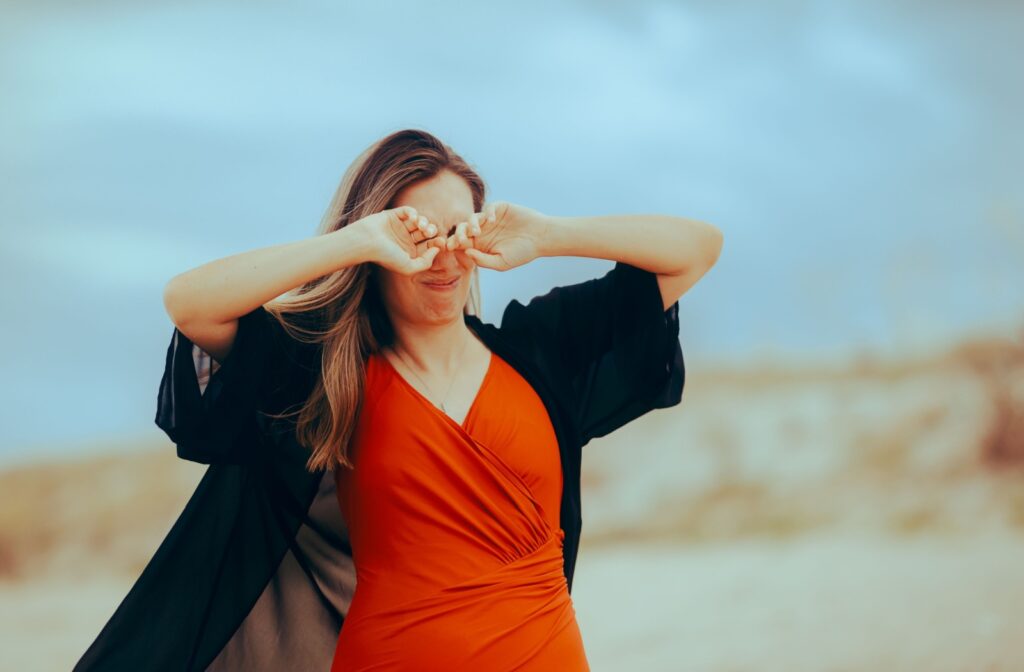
left=378, top=349, right=496, bottom=431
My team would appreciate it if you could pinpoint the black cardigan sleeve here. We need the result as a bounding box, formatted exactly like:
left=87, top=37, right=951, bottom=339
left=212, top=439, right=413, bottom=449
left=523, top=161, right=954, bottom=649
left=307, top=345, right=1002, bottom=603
left=154, top=305, right=300, bottom=465
left=499, top=261, right=685, bottom=446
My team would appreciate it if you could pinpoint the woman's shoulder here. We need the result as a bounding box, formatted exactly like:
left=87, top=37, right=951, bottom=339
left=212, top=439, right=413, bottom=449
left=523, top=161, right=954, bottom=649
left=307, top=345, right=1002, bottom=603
left=260, top=305, right=324, bottom=360
left=245, top=306, right=324, bottom=407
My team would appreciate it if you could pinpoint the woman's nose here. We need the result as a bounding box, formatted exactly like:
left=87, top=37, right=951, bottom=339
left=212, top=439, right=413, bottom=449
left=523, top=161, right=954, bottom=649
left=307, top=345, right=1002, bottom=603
left=431, top=243, right=460, bottom=266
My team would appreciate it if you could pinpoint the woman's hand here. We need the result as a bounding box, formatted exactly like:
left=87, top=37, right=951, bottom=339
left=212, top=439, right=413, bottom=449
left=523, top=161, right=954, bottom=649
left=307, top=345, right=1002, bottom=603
left=353, top=206, right=448, bottom=275
left=447, top=201, right=551, bottom=272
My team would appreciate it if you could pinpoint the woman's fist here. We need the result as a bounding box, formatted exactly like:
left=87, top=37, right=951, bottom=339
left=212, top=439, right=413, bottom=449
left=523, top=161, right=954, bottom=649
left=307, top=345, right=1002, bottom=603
left=454, top=201, right=551, bottom=272
left=354, top=206, right=447, bottom=275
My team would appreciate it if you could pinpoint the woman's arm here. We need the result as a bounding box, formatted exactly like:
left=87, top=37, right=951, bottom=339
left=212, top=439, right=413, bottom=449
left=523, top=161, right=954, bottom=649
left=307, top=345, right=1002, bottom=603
left=457, top=202, right=697, bottom=443
left=162, top=226, right=374, bottom=362
left=538, top=213, right=723, bottom=310
left=162, top=205, right=442, bottom=363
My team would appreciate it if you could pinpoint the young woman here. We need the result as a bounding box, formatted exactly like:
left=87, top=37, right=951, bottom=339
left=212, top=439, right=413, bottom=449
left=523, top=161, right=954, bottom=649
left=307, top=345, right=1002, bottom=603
left=75, top=128, right=721, bottom=671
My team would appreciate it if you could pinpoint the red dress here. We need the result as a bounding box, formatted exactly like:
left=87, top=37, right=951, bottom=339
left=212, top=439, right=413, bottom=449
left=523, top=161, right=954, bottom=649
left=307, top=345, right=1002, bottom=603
left=331, top=349, right=590, bottom=671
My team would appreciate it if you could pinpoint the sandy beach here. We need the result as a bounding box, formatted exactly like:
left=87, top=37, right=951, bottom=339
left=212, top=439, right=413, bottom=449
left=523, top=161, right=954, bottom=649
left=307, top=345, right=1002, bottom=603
left=3, top=339, right=1023, bottom=670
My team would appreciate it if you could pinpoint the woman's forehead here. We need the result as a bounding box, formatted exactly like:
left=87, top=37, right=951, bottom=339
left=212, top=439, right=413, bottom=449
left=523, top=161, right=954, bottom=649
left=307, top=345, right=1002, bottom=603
left=395, top=173, right=475, bottom=225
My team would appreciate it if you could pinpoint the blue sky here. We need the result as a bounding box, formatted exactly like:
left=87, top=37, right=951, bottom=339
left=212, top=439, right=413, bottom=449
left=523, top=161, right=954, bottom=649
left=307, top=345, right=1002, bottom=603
left=1, top=0, right=1021, bottom=462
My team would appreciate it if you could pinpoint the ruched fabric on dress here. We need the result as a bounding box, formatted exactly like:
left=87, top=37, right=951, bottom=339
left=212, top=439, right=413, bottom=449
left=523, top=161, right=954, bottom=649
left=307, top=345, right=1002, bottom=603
left=331, top=350, right=590, bottom=671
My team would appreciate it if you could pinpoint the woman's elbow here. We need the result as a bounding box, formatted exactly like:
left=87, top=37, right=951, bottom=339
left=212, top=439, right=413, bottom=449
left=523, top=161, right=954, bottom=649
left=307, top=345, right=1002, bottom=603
left=162, top=273, right=201, bottom=327
left=702, top=223, right=724, bottom=269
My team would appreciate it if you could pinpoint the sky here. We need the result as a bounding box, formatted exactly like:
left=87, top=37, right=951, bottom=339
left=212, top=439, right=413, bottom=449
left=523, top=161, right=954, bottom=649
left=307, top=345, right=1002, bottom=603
left=1, top=0, right=1021, bottom=462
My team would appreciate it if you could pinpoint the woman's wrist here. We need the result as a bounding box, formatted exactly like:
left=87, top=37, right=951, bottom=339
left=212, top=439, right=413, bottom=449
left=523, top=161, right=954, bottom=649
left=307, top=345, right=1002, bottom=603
left=322, top=222, right=379, bottom=270
left=536, top=215, right=577, bottom=258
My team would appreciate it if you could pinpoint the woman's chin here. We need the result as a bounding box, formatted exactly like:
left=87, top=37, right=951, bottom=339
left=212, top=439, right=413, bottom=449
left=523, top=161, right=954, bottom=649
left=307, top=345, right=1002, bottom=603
left=418, top=289, right=465, bottom=319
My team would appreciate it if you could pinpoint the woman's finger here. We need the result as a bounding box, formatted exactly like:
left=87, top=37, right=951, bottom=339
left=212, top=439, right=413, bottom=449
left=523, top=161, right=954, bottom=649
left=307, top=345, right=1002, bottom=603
left=394, top=207, right=434, bottom=242
left=464, top=247, right=501, bottom=269
left=475, top=204, right=493, bottom=227
left=411, top=245, right=441, bottom=271
left=447, top=220, right=472, bottom=251
left=445, top=222, right=459, bottom=251
left=395, top=206, right=419, bottom=228
left=423, top=232, right=447, bottom=254
left=414, top=237, right=444, bottom=266
left=472, top=207, right=493, bottom=232
left=412, top=216, right=439, bottom=244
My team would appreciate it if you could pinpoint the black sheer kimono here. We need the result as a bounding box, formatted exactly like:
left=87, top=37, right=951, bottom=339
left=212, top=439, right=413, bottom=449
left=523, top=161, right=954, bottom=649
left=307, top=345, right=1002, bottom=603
left=73, top=261, right=685, bottom=671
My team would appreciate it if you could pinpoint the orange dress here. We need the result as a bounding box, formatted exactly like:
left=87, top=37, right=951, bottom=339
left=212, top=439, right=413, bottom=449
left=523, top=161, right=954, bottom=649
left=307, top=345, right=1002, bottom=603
left=330, top=349, right=590, bottom=671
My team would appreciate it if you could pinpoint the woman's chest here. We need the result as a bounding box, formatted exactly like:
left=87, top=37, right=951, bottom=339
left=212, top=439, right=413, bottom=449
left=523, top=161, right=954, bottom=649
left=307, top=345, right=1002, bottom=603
left=337, top=352, right=564, bottom=528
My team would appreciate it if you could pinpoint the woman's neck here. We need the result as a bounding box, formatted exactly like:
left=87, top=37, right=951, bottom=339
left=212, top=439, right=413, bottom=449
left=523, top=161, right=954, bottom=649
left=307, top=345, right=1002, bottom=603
left=386, top=314, right=476, bottom=376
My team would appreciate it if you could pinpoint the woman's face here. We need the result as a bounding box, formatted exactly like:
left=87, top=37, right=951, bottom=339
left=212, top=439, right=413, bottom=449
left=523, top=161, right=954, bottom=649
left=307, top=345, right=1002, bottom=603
left=374, top=170, right=477, bottom=327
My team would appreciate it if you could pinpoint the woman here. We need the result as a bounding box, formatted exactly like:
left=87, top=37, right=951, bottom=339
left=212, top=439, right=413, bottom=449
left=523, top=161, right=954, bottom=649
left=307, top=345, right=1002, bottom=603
left=74, top=128, right=721, bottom=671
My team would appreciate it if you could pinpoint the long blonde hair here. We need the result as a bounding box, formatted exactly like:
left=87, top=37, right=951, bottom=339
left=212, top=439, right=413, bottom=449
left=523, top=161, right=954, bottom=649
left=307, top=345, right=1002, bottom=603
left=264, top=128, right=486, bottom=472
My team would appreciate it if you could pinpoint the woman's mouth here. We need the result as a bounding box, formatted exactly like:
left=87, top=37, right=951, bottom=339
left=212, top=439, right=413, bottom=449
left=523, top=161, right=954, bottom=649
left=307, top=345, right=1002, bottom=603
left=423, top=277, right=459, bottom=291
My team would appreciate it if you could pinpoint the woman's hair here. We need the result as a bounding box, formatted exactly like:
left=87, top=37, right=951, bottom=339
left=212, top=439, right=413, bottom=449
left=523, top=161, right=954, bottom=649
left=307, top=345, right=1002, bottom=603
left=264, top=128, right=486, bottom=472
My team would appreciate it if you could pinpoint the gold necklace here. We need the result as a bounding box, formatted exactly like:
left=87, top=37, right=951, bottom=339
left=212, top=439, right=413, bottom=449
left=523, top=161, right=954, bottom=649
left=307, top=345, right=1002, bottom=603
left=389, top=330, right=472, bottom=413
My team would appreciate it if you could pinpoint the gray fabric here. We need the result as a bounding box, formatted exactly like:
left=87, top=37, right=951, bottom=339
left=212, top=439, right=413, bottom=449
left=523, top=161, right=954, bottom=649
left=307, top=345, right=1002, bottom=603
left=208, top=468, right=355, bottom=671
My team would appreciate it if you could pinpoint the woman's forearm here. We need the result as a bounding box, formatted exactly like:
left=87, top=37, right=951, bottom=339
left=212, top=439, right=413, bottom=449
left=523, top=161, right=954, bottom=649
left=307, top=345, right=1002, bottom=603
left=538, top=213, right=721, bottom=276
left=163, top=224, right=374, bottom=327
